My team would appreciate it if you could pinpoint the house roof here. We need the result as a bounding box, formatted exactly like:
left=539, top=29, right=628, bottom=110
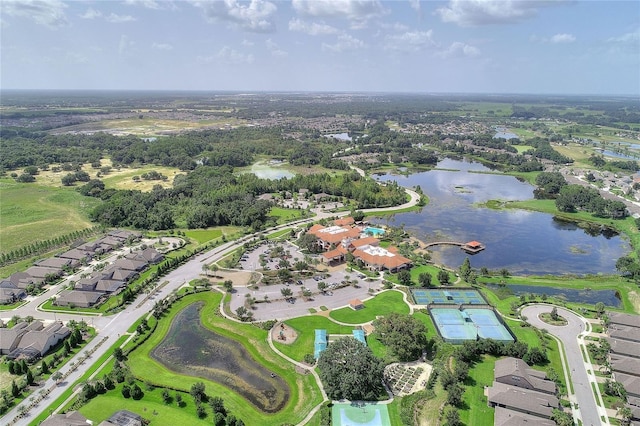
left=608, top=312, right=640, bottom=328
left=8, top=272, right=35, bottom=288
left=112, top=258, right=147, bottom=271
left=322, top=246, right=347, bottom=260
left=609, top=324, right=640, bottom=343
left=126, top=248, right=163, bottom=264
left=108, top=229, right=142, bottom=241
left=0, top=286, right=26, bottom=303
left=102, top=267, right=137, bottom=282
left=97, top=236, right=124, bottom=247
left=309, top=225, right=361, bottom=245
left=466, top=241, right=482, bottom=247
left=58, top=248, right=92, bottom=261
left=18, top=321, right=70, bottom=355
left=350, top=299, right=363, bottom=307
left=36, top=257, right=72, bottom=269
left=607, top=338, right=640, bottom=358
left=494, top=407, right=556, bottom=426
left=349, top=236, right=380, bottom=248
left=614, top=372, right=640, bottom=397
left=487, top=382, right=558, bottom=418
left=95, top=279, right=126, bottom=293
left=611, top=354, right=640, bottom=376
left=334, top=217, right=355, bottom=226
left=352, top=246, right=411, bottom=270
left=24, top=266, right=61, bottom=279
left=494, top=357, right=556, bottom=394
left=41, top=410, right=90, bottom=426
left=56, top=290, right=104, bottom=305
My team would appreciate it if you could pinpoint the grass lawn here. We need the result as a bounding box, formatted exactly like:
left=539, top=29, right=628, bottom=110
left=387, top=265, right=455, bottom=287
left=513, top=145, right=534, bottom=153
left=99, top=165, right=182, bottom=192
left=126, top=291, right=323, bottom=425
left=274, top=315, right=355, bottom=362
left=269, top=207, right=307, bottom=224
left=0, top=179, right=100, bottom=253
left=183, top=228, right=223, bottom=244
left=459, top=355, right=496, bottom=426
left=329, top=290, right=409, bottom=324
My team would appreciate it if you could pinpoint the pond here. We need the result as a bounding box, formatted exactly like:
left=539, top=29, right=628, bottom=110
left=494, top=127, right=519, bottom=140
left=487, top=283, right=621, bottom=307
left=325, top=132, right=352, bottom=141
left=374, top=159, right=630, bottom=275
left=150, top=302, right=290, bottom=413
left=246, top=160, right=295, bottom=180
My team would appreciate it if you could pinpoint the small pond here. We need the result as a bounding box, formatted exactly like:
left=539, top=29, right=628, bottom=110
left=494, top=127, right=519, bottom=140
left=486, top=283, right=621, bottom=307
left=247, top=160, right=295, bottom=180
left=325, top=132, right=352, bottom=141
left=150, top=302, right=289, bottom=413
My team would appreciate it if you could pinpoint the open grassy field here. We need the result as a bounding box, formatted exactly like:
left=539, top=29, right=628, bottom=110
left=386, top=265, right=455, bottom=287
left=329, top=290, right=410, bottom=324
left=125, top=291, right=323, bottom=425
left=100, top=165, right=182, bottom=191
left=275, top=315, right=355, bottom=362
left=0, top=178, right=100, bottom=253
left=269, top=206, right=308, bottom=224
left=182, top=229, right=223, bottom=244
left=459, top=355, right=496, bottom=426
left=49, top=116, right=246, bottom=136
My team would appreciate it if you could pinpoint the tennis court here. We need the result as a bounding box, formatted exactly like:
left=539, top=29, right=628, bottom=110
left=410, top=288, right=486, bottom=305
left=429, top=307, right=514, bottom=344
left=332, top=402, right=391, bottom=426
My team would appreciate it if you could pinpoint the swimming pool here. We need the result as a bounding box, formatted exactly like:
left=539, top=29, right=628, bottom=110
left=363, top=227, right=385, bottom=237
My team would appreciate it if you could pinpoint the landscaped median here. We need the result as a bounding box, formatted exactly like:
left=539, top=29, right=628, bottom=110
left=82, top=291, right=324, bottom=425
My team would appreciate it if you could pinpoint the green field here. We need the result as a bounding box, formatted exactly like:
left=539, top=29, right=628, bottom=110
left=269, top=206, right=308, bottom=224
left=275, top=315, right=355, bottom=362
left=459, top=356, right=496, bottom=426
left=0, top=179, right=100, bottom=253
left=329, top=290, right=410, bottom=324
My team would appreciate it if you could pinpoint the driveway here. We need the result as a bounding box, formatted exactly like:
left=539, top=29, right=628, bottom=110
left=521, top=304, right=608, bottom=426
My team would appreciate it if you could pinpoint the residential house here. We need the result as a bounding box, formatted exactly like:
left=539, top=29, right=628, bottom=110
left=487, top=382, right=558, bottom=419
left=108, top=229, right=142, bottom=242
left=614, top=372, right=640, bottom=398
left=41, top=411, right=90, bottom=426
left=35, top=257, right=72, bottom=270
left=0, top=321, right=43, bottom=355
left=494, top=357, right=557, bottom=395
left=98, top=410, right=143, bottom=426
left=74, top=276, right=100, bottom=292
left=24, top=266, right=62, bottom=282
left=8, top=321, right=70, bottom=359
left=0, top=280, right=26, bottom=305
left=494, top=406, right=555, bottom=426
left=610, top=354, right=640, bottom=377
left=95, top=278, right=126, bottom=294
left=58, top=248, right=93, bottom=267
left=7, top=272, right=35, bottom=289
left=55, top=290, right=103, bottom=308
left=126, top=247, right=163, bottom=264
left=608, top=312, right=640, bottom=328
left=102, top=266, right=137, bottom=282
left=608, top=324, right=640, bottom=343
left=608, top=338, right=640, bottom=358
left=112, top=258, right=148, bottom=272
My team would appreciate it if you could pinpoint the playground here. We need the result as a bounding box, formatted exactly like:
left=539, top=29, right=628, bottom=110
left=332, top=402, right=391, bottom=426
left=271, top=323, right=298, bottom=344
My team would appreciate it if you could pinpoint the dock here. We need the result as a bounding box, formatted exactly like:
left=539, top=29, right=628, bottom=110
left=423, top=240, right=486, bottom=255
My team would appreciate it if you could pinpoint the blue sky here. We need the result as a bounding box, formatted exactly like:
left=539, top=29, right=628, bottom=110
left=1, top=0, right=639, bottom=94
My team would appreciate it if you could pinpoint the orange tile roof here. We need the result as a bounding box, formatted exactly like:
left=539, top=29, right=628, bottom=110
left=352, top=248, right=411, bottom=270
left=309, top=226, right=360, bottom=244
left=349, top=237, right=380, bottom=248
left=322, top=247, right=347, bottom=259
left=334, top=217, right=355, bottom=226
left=466, top=241, right=482, bottom=247
left=350, top=299, right=363, bottom=307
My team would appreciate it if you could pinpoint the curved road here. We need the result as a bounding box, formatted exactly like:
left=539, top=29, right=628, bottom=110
left=521, top=304, right=607, bottom=426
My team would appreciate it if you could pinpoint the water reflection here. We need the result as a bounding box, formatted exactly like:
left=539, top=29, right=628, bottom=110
left=375, top=159, right=630, bottom=275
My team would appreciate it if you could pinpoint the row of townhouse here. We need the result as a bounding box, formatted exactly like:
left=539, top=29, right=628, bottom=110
left=607, top=312, right=640, bottom=423
left=0, top=230, right=142, bottom=305
left=54, top=247, right=163, bottom=308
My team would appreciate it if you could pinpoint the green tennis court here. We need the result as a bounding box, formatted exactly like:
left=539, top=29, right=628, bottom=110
left=332, top=402, right=391, bottom=426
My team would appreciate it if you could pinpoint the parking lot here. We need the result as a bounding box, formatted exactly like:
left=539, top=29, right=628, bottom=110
left=232, top=240, right=381, bottom=321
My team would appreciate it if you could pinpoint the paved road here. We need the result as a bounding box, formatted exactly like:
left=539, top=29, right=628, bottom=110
left=3, top=179, right=421, bottom=425
left=521, top=304, right=608, bottom=426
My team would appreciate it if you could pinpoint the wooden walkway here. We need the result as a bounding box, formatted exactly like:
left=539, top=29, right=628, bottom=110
left=423, top=241, right=464, bottom=248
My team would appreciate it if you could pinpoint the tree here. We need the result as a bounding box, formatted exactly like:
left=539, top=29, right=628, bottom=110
left=317, top=281, right=327, bottom=293
left=11, top=380, right=19, bottom=398
left=437, top=269, right=450, bottom=285
left=550, top=307, right=559, bottom=321
left=121, top=384, right=131, bottom=398
left=210, top=263, right=219, bottom=277
left=551, top=409, right=574, bottom=426
left=114, top=347, right=124, bottom=361
left=595, top=302, right=605, bottom=318
left=175, top=392, right=183, bottom=406
left=524, top=347, right=548, bottom=365
left=25, top=368, right=34, bottom=385
left=223, top=280, right=233, bottom=293
left=444, top=407, right=462, bottom=426
left=209, top=396, right=226, bottom=415
left=130, top=383, right=143, bottom=400
left=418, top=272, right=432, bottom=288
left=397, top=270, right=412, bottom=286
left=446, top=382, right=465, bottom=407
left=618, top=406, right=633, bottom=426
left=352, top=211, right=365, bottom=222
left=373, top=313, right=427, bottom=362
left=459, top=257, right=471, bottom=282
left=61, top=173, right=77, bottom=186
left=280, top=287, right=293, bottom=300
left=41, top=360, right=49, bottom=375
left=317, top=337, right=385, bottom=401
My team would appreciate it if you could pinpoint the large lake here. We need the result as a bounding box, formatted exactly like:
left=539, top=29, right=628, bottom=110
left=375, top=159, right=630, bottom=275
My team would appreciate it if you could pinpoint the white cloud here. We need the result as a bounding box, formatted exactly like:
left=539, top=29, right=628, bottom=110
left=66, top=52, right=89, bottom=64
left=292, top=0, right=386, bottom=25
left=550, top=33, right=575, bottom=44
left=118, top=35, right=135, bottom=57
left=218, top=46, right=255, bottom=64
left=106, top=13, right=137, bottom=23
left=606, top=29, right=640, bottom=54
left=241, top=39, right=255, bottom=47
left=608, top=29, right=640, bottom=44
left=152, top=42, right=173, bottom=51
left=288, top=18, right=339, bottom=35
left=1, top=0, right=68, bottom=29
left=266, top=39, right=288, bottom=57
left=438, top=41, right=481, bottom=58
left=124, top=0, right=176, bottom=10
left=80, top=8, right=102, bottom=20
left=409, top=0, right=421, bottom=12
left=436, top=0, right=562, bottom=27
left=192, top=0, right=277, bottom=33
left=322, top=34, right=366, bottom=52
left=384, top=30, right=436, bottom=52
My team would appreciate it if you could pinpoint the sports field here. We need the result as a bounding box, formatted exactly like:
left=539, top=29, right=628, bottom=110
left=430, top=307, right=514, bottom=344
left=332, top=402, right=391, bottom=426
